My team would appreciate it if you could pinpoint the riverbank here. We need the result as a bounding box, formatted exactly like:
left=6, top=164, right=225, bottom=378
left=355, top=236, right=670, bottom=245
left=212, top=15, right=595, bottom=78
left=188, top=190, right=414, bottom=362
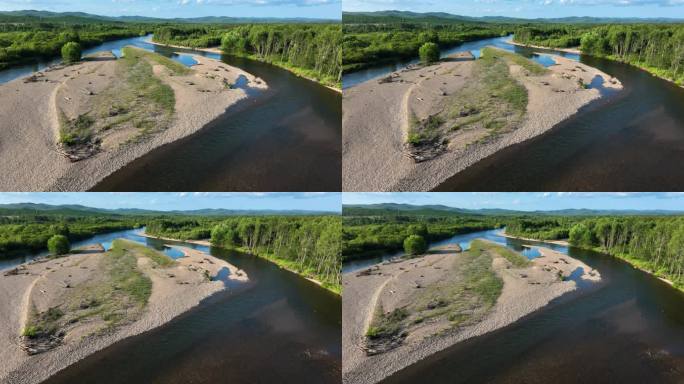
left=507, top=39, right=581, bottom=54
left=148, top=39, right=341, bottom=92
left=502, top=232, right=683, bottom=293
left=343, top=47, right=622, bottom=191
left=342, top=239, right=600, bottom=384
left=0, top=47, right=266, bottom=191
left=141, top=232, right=340, bottom=295
left=509, top=39, right=684, bottom=88
left=0, top=240, right=248, bottom=384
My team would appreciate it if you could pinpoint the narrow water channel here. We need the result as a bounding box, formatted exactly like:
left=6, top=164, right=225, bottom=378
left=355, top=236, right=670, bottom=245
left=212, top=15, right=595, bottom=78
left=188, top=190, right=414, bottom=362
left=2, top=229, right=341, bottom=383
left=342, top=229, right=684, bottom=383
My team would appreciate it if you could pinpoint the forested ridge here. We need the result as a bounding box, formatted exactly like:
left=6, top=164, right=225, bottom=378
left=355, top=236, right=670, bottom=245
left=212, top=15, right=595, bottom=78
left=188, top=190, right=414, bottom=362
left=153, top=24, right=342, bottom=88
left=147, top=216, right=342, bottom=293
left=506, top=216, right=684, bottom=290
left=0, top=22, right=146, bottom=70
left=513, top=24, right=684, bottom=85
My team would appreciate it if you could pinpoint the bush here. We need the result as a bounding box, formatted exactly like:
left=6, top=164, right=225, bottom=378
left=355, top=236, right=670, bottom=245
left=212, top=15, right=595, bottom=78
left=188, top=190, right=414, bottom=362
left=404, top=234, right=428, bottom=255
left=47, top=235, right=70, bottom=255
left=61, top=42, right=82, bottom=64
left=419, top=42, right=440, bottom=64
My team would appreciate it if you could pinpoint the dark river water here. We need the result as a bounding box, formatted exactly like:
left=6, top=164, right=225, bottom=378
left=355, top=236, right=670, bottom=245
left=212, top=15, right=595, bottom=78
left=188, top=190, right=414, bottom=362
left=343, top=35, right=684, bottom=191
left=2, top=229, right=341, bottom=384
left=342, top=229, right=684, bottom=384
left=0, top=35, right=341, bottom=192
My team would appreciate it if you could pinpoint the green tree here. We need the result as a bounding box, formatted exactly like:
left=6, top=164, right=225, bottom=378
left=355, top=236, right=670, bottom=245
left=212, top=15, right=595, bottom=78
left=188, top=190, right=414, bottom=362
left=419, top=42, right=439, bottom=64
left=404, top=234, right=427, bottom=255
left=47, top=235, right=70, bottom=255
left=61, top=41, right=82, bottom=64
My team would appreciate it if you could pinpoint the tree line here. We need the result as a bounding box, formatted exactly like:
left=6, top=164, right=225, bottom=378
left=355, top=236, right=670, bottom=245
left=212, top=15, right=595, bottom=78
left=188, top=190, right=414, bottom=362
left=343, top=23, right=508, bottom=73
left=0, top=215, right=140, bottom=258
left=513, top=24, right=684, bottom=85
left=0, top=22, right=146, bottom=70
left=506, top=216, right=684, bottom=289
left=342, top=215, right=502, bottom=261
left=153, top=24, right=342, bottom=88
left=146, top=215, right=341, bottom=293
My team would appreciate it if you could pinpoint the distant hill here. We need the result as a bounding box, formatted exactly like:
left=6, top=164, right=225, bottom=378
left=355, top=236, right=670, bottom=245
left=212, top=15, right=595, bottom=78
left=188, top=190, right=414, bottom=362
left=0, top=203, right=336, bottom=217
left=0, top=10, right=338, bottom=24
left=343, top=10, right=684, bottom=25
left=343, top=203, right=684, bottom=217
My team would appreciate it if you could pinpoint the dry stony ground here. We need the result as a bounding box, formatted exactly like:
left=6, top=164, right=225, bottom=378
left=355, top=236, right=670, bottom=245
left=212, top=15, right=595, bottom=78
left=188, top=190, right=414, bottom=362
left=0, top=240, right=248, bottom=384
left=342, top=47, right=622, bottom=191
left=0, top=47, right=266, bottom=191
left=342, top=240, right=601, bottom=384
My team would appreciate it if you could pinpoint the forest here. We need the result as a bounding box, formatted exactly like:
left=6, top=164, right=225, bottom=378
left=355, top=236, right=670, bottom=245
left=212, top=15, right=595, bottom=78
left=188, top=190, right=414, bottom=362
left=506, top=216, right=684, bottom=290
left=342, top=214, right=502, bottom=261
left=0, top=21, right=146, bottom=70
left=153, top=24, right=342, bottom=88
left=513, top=24, right=684, bottom=85
left=343, top=22, right=507, bottom=73
left=0, top=214, right=140, bottom=258
left=147, top=216, right=342, bottom=293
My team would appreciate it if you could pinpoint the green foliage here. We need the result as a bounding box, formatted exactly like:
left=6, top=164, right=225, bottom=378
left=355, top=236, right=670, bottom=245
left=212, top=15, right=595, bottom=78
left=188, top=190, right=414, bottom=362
left=342, top=214, right=502, bottom=261
left=0, top=22, right=144, bottom=70
left=514, top=24, right=684, bottom=86
left=61, top=41, right=82, bottom=63
left=47, top=235, right=70, bottom=255
left=342, top=22, right=505, bottom=74
left=403, top=234, right=427, bottom=255
left=153, top=23, right=342, bottom=88
left=147, top=215, right=342, bottom=293
left=419, top=42, right=439, bottom=63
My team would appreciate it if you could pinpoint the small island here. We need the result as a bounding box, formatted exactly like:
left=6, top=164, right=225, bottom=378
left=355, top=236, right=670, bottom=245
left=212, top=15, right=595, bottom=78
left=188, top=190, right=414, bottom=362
left=0, top=46, right=266, bottom=191
left=0, top=239, right=247, bottom=384
left=343, top=46, right=621, bottom=191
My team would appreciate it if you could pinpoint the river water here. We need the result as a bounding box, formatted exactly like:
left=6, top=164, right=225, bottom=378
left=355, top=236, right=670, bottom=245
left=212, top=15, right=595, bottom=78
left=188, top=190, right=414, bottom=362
left=341, top=228, right=684, bottom=383
left=343, top=35, right=684, bottom=191
left=0, top=35, right=341, bottom=192
left=2, top=228, right=341, bottom=383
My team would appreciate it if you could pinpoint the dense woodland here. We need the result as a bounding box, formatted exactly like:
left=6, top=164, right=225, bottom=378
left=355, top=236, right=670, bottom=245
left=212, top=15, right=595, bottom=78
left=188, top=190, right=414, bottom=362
left=0, top=21, right=146, bottom=70
left=342, top=23, right=507, bottom=73
left=342, top=214, right=502, bottom=261
left=0, top=214, right=140, bottom=257
left=153, top=24, right=342, bottom=87
left=147, top=216, right=342, bottom=293
left=514, top=24, right=684, bottom=85
left=506, top=216, right=684, bottom=289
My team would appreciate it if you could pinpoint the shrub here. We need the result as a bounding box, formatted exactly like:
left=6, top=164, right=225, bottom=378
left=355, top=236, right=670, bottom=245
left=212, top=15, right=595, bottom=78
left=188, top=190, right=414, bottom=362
left=47, top=235, right=70, bottom=255
left=61, top=42, right=82, bottom=64
left=419, top=42, right=440, bottom=64
left=404, top=235, right=428, bottom=255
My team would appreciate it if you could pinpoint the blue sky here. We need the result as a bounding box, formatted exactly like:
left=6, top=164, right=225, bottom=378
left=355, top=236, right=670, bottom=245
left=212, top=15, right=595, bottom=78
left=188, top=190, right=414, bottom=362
left=343, top=0, right=684, bottom=19
left=343, top=193, right=684, bottom=211
left=0, top=0, right=341, bottom=19
left=0, top=192, right=341, bottom=212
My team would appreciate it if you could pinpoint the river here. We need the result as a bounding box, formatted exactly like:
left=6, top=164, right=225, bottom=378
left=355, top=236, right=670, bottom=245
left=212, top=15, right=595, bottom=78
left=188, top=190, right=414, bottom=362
left=343, top=35, right=684, bottom=191
left=0, top=35, right=341, bottom=192
left=342, top=228, right=684, bottom=383
left=2, top=228, right=341, bottom=383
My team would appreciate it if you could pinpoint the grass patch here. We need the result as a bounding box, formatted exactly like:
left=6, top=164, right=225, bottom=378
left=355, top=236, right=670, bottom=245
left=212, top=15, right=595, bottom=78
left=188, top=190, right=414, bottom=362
left=58, top=111, right=95, bottom=146
left=111, top=238, right=176, bottom=268
left=482, top=47, right=548, bottom=76
left=365, top=245, right=505, bottom=350
left=470, top=239, right=531, bottom=267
